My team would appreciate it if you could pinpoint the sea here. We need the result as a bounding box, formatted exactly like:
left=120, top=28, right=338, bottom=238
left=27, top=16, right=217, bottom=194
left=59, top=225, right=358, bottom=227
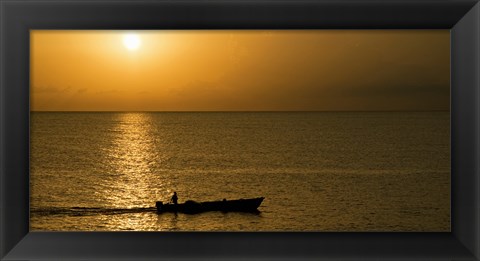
left=30, top=112, right=450, bottom=231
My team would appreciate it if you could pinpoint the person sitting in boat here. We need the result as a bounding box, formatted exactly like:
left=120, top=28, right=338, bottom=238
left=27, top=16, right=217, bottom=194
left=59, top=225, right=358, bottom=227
left=171, top=192, right=178, bottom=205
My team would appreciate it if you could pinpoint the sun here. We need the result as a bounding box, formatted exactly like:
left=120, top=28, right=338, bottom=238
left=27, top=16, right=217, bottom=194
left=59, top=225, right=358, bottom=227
left=123, top=34, right=141, bottom=51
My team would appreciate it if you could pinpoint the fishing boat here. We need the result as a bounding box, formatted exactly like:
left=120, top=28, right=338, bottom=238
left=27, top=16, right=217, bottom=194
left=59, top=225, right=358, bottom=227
left=155, top=197, right=264, bottom=214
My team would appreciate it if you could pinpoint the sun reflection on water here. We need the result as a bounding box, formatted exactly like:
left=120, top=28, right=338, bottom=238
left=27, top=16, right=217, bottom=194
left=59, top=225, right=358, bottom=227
left=102, top=113, right=166, bottom=209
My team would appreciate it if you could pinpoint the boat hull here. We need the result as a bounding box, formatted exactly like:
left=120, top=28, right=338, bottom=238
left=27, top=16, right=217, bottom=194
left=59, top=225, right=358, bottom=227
left=156, top=197, right=264, bottom=214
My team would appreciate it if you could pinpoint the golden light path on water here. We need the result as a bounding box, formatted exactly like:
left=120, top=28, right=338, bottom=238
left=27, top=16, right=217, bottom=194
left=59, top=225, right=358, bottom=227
left=94, top=113, right=167, bottom=230
left=101, top=113, right=169, bottom=209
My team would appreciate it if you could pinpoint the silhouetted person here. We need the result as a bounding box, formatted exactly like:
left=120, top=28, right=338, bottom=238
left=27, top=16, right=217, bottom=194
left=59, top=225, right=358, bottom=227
left=222, top=198, right=227, bottom=211
left=171, top=192, right=178, bottom=205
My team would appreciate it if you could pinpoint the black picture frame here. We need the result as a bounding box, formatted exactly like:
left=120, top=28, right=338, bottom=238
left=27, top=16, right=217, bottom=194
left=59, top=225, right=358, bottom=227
left=1, top=0, right=479, bottom=260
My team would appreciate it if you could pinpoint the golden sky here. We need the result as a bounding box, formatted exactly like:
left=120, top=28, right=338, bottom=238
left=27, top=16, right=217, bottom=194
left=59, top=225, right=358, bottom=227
left=31, top=30, right=449, bottom=111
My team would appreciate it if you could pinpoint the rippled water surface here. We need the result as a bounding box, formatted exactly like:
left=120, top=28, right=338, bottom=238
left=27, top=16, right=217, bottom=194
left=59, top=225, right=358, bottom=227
left=30, top=112, right=450, bottom=231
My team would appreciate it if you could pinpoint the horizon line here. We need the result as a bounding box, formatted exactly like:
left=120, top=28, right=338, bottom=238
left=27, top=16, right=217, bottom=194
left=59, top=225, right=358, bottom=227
left=30, top=110, right=451, bottom=113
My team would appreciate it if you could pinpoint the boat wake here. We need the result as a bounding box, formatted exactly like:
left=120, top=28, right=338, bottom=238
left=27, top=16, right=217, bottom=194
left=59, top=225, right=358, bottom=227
left=31, top=207, right=157, bottom=217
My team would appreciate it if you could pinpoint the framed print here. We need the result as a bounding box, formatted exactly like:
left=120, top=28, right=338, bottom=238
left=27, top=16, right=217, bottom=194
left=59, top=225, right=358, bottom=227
left=1, top=0, right=479, bottom=260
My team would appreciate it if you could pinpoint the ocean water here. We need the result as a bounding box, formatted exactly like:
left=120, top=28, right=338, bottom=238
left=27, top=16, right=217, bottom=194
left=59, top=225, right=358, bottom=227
left=30, top=112, right=450, bottom=231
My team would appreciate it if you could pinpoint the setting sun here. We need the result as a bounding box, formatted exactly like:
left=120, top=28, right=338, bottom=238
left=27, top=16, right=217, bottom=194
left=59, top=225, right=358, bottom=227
left=123, top=34, right=140, bottom=50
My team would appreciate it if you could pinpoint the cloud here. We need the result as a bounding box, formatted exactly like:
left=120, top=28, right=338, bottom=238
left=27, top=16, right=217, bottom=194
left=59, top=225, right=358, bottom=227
left=95, top=89, right=120, bottom=95
left=33, top=86, right=72, bottom=94
left=77, top=88, right=88, bottom=94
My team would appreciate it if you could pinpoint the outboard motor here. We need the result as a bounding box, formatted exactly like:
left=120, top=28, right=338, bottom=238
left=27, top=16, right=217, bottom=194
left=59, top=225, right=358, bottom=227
left=155, top=201, right=163, bottom=212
